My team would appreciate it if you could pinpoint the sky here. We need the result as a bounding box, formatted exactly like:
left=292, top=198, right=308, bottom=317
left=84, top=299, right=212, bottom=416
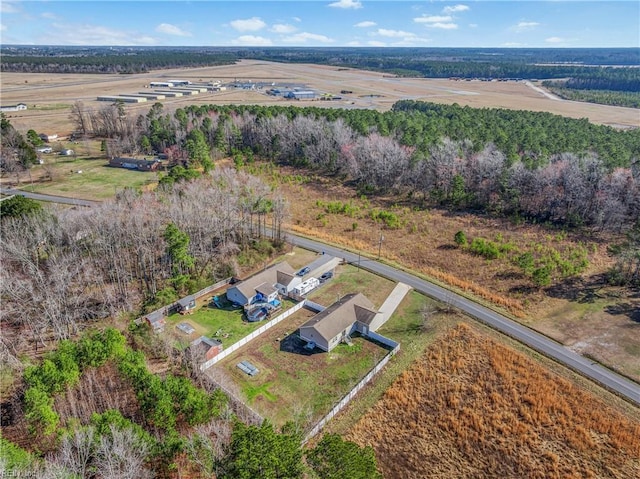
left=1, top=1, right=638, bottom=48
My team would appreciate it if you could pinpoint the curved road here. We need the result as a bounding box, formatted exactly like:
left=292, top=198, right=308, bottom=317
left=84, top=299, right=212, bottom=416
left=2, top=186, right=638, bottom=405
left=289, top=233, right=640, bottom=406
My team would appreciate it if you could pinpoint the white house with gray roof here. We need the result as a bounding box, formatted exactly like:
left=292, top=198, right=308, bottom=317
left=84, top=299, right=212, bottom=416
left=226, top=262, right=298, bottom=306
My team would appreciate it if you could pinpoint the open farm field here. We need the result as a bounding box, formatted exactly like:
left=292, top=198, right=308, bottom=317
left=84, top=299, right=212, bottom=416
left=346, top=324, right=640, bottom=479
left=2, top=60, right=638, bottom=135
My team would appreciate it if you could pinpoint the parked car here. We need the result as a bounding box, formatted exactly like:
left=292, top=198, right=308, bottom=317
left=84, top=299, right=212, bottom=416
left=319, top=271, right=333, bottom=282
left=297, top=267, right=310, bottom=277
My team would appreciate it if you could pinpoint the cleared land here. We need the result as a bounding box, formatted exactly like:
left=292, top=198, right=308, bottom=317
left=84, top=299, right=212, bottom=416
left=2, top=60, right=638, bottom=135
left=346, top=324, right=640, bottom=479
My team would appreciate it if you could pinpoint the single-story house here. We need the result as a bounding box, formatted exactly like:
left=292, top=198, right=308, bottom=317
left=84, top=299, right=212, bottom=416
left=0, top=103, right=27, bottom=112
left=189, top=336, right=223, bottom=361
left=299, top=293, right=382, bottom=352
left=226, top=262, right=298, bottom=306
left=109, top=157, right=161, bottom=171
left=144, top=310, right=166, bottom=332
left=177, top=295, right=197, bottom=314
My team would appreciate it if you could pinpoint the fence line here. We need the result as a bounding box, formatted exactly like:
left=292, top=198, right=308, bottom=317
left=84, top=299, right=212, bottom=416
left=304, top=342, right=400, bottom=443
left=200, top=301, right=306, bottom=370
left=303, top=299, right=325, bottom=313
left=366, top=331, right=399, bottom=349
left=134, top=277, right=232, bottom=325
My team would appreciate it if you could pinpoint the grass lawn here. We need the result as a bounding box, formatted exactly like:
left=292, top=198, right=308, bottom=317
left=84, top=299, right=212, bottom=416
left=214, top=305, right=391, bottom=428
left=165, top=293, right=298, bottom=350
left=24, top=157, right=160, bottom=201
left=306, top=264, right=396, bottom=309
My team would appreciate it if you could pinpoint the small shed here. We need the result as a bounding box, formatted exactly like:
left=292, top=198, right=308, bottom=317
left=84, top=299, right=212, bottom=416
left=177, top=295, right=197, bottom=314
left=144, top=310, right=166, bottom=332
left=190, top=336, right=223, bottom=361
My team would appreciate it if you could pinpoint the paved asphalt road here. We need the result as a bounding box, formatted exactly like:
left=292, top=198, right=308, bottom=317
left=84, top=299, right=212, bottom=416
left=2, top=186, right=637, bottom=405
left=289, top=233, right=640, bottom=406
left=0, top=187, right=100, bottom=207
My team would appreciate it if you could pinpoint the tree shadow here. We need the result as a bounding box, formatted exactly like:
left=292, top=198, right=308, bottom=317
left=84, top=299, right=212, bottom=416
left=604, top=303, right=640, bottom=324
left=545, top=274, right=609, bottom=303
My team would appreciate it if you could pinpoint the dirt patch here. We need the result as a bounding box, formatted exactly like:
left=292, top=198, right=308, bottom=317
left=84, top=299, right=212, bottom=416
left=346, top=324, right=640, bottom=479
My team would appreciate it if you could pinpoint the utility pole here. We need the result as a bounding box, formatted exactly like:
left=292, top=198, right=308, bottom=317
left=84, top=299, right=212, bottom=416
left=378, top=231, right=384, bottom=260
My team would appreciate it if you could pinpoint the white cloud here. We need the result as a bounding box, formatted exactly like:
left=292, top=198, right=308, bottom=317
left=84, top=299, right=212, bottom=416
left=271, top=23, right=297, bottom=34
left=425, top=23, right=458, bottom=30
left=155, top=23, right=192, bottom=37
left=41, top=12, right=58, bottom=20
left=469, top=23, right=478, bottom=28
left=368, top=40, right=386, bottom=47
left=376, top=28, right=415, bottom=38
left=230, top=17, right=266, bottom=32
left=232, top=35, right=273, bottom=46
left=328, top=0, right=362, bottom=9
left=513, top=21, right=540, bottom=32
left=1, top=2, right=19, bottom=14
left=292, top=17, right=302, bottom=22
left=414, top=15, right=453, bottom=24
left=443, top=4, right=470, bottom=14
left=347, top=40, right=361, bottom=46
left=354, top=21, right=377, bottom=28
left=546, top=36, right=565, bottom=44
left=44, top=23, right=157, bottom=46
left=282, top=32, right=334, bottom=43
left=0, top=24, right=5, bottom=32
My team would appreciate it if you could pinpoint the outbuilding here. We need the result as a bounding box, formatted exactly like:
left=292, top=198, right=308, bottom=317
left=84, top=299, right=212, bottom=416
left=189, top=336, right=223, bottom=361
left=144, top=310, right=166, bottom=332
left=177, top=295, right=197, bottom=314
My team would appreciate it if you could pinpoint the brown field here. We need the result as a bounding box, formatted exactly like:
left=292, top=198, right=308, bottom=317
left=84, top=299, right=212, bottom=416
left=2, top=60, right=639, bottom=135
left=346, top=324, right=640, bottom=479
left=259, top=165, right=640, bottom=382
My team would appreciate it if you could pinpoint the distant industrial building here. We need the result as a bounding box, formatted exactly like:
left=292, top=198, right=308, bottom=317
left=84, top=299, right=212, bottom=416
left=169, top=89, right=198, bottom=95
left=150, top=81, right=174, bottom=88
left=154, top=90, right=183, bottom=97
left=167, top=79, right=191, bottom=86
left=176, top=86, right=208, bottom=93
left=209, top=86, right=227, bottom=92
left=97, top=95, right=147, bottom=103
left=134, top=93, right=166, bottom=100
left=286, top=90, right=316, bottom=100
left=0, top=103, right=27, bottom=112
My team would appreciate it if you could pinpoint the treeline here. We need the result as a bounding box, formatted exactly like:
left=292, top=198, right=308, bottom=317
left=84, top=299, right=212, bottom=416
left=0, top=168, right=287, bottom=351
left=542, top=85, right=640, bottom=109
left=104, top=101, right=639, bottom=229
left=0, top=52, right=236, bottom=74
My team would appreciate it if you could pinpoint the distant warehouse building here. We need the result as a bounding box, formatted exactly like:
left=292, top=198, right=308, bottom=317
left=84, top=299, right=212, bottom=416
left=133, top=93, right=166, bottom=100
left=150, top=81, right=175, bottom=88
left=126, top=93, right=166, bottom=100
left=167, top=80, right=191, bottom=86
left=0, top=103, right=27, bottom=112
left=97, top=96, right=147, bottom=103
left=169, top=89, right=198, bottom=95
left=286, top=90, right=316, bottom=100
left=154, top=90, right=183, bottom=97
